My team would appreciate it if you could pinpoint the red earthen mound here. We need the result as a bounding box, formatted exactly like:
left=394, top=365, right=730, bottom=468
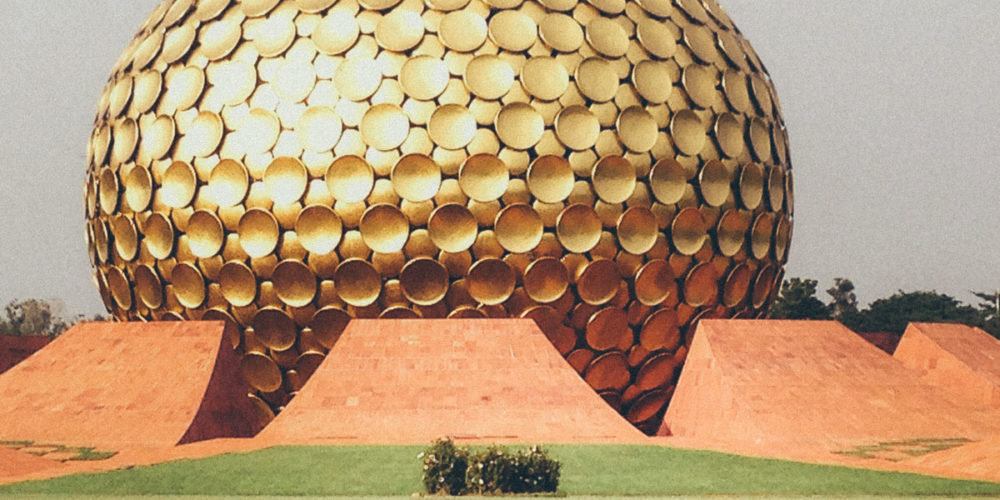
left=662, top=320, right=1000, bottom=450
left=259, top=319, right=645, bottom=444
left=895, top=322, right=1000, bottom=408
left=0, top=321, right=261, bottom=448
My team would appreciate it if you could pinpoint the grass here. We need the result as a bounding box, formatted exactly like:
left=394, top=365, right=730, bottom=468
left=1, top=445, right=999, bottom=497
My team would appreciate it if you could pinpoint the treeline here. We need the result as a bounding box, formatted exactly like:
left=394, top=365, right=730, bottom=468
left=771, top=278, right=1000, bottom=338
left=0, top=299, right=106, bottom=338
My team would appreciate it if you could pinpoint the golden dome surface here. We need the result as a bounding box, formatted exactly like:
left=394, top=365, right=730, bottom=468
left=85, top=0, right=793, bottom=433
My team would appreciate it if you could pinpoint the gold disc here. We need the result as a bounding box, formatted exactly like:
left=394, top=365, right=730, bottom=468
left=360, top=204, right=410, bottom=253
left=238, top=208, right=280, bottom=258
left=752, top=264, right=777, bottom=309
left=523, top=257, right=570, bottom=304
left=335, top=57, right=383, bottom=102
left=723, top=263, right=752, bottom=308
left=496, top=102, right=544, bottom=151
left=392, top=154, right=442, bottom=202
left=527, top=155, right=575, bottom=204
left=459, top=154, right=509, bottom=202
left=555, top=105, right=600, bottom=151
left=635, top=259, right=676, bottom=306
left=670, top=109, right=705, bottom=157
left=617, top=206, right=658, bottom=255
left=715, top=113, right=744, bottom=158
left=495, top=204, right=543, bottom=253
left=219, top=261, right=258, bottom=307
left=671, top=206, right=707, bottom=256
left=649, top=157, right=686, bottom=205
left=576, top=57, right=619, bottom=103
left=375, top=8, right=424, bottom=52
left=143, top=213, right=175, bottom=260
left=698, top=159, right=730, bottom=207
left=439, top=10, right=488, bottom=52
left=171, top=262, right=206, bottom=309
left=264, top=156, right=308, bottom=205
left=326, top=155, right=375, bottom=203
left=716, top=209, right=748, bottom=257
left=399, top=258, right=450, bottom=306
left=467, top=258, right=516, bottom=305
left=683, top=263, right=717, bottom=307
left=209, top=159, right=249, bottom=208
left=617, top=106, right=659, bottom=153
left=585, top=17, right=629, bottom=58
left=539, top=13, right=584, bottom=53
left=586, top=307, right=629, bottom=351
left=295, top=205, right=343, bottom=255
left=162, top=161, right=197, bottom=208
left=133, top=265, right=164, bottom=310
left=297, top=106, right=343, bottom=153
left=429, top=104, right=477, bottom=150
left=488, top=10, right=537, bottom=52
left=636, top=17, right=676, bottom=59
left=464, top=55, right=515, bottom=100
left=241, top=352, right=283, bottom=393
left=253, top=307, right=297, bottom=351
left=592, top=155, right=636, bottom=204
left=106, top=267, right=132, bottom=310
left=400, top=56, right=450, bottom=100
left=428, top=203, right=478, bottom=253
left=556, top=204, right=602, bottom=253
left=584, top=352, right=630, bottom=391
left=187, top=210, right=225, bottom=258
left=521, top=57, right=569, bottom=101
left=273, top=260, right=317, bottom=307
left=750, top=212, right=774, bottom=260
left=577, top=258, right=622, bottom=306
left=310, top=306, right=351, bottom=348
left=334, top=258, right=382, bottom=307
left=361, top=104, right=410, bottom=151
left=739, top=162, right=765, bottom=210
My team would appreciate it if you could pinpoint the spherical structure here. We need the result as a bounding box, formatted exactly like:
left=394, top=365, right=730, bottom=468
left=85, top=0, right=793, bottom=434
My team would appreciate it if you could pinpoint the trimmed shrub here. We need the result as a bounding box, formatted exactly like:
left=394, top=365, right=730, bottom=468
left=466, top=446, right=513, bottom=494
left=420, top=437, right=469, bottom=495
left=420, top=439, right=560, bottom=495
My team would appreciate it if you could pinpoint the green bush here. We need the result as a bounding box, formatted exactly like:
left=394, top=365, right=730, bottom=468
left=419, top=438, right=469, bottom=495
left=420, top=439, right=560, bottom=495
left=510, top=445, right=560, bottom=494
left=466, top=446, right=513, bottom=494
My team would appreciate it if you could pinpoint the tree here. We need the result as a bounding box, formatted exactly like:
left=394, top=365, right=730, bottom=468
left=770, top=278, right=833, bottom=320
left=826, top=278, right=858, bottom=319
left=0, top=299, right=102, bottom=337
left=971, top=290, right=1000, bottom=338
left=842, top=290, right=983, bottom=335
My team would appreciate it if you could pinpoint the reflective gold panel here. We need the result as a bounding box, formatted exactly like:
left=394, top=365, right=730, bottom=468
left=88, top=0, right=793, bottom=436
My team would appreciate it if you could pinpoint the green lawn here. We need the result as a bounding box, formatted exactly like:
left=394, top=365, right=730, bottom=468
left=1, top=445, right=998, bottom=497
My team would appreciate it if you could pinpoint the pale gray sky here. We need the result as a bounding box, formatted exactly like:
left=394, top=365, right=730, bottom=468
left=1, top=1, right=998, bottom=316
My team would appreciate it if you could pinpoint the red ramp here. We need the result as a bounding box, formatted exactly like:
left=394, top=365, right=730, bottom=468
left=259, top=319, right=645, bottom=444
left=0, top=321, right=261, bottom=448
left=895, top=322, right=1000, bottom=408
left=662, top=320, right=1000, bottom=450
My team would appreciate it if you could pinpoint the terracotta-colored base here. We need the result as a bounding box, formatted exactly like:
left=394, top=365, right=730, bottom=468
left=0, top=321, right=261, bottom=449
left=258, top=319, right=646, bottom=444
left=895, top=322, right=1000, bottom=408
left=2, top=319, right=1000, bottom=487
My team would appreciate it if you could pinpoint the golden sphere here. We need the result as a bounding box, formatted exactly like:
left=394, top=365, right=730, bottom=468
left=85, top=0, right=793, bottom=434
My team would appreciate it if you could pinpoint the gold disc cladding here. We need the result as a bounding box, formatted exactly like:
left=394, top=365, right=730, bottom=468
left=488, top=10, right=537, bottom=52
left=428, top=203, right=478, bottom=253
left=459, top=154, right=509, bottom=202
left=360, top=204, right=409, bottom=253
left=576, top=57, right=619, bottom=103
left=467, top=258, right=516, bottom=305
left=523, top=257, right=569, bottom=304
left=592, top=155, right=636, bottom=204
left=539, top=13, right=584, bottom=52
left=495, top=204, right=543, bottom=253
left=496, top=103, right=544, bottom=150
left=521, top=57, right=568, bottom=101
left=556, top=204, right=602, bottom=253
left=429, top=104, right=477, bottom=150
left=464, top=55, right=515, bottom=100
left=361, top=104, right=410, bottom=151
left=527, top=155, right=575, bottom=204
left=439, top=11, right=488, bottom=52
left=392, top=154, right=442, bottom=203
left=399, top=258, right=449, bottom=306
left=326, top=156, right=374, bottom=203
left=555, top=105, right=600, bottom=151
